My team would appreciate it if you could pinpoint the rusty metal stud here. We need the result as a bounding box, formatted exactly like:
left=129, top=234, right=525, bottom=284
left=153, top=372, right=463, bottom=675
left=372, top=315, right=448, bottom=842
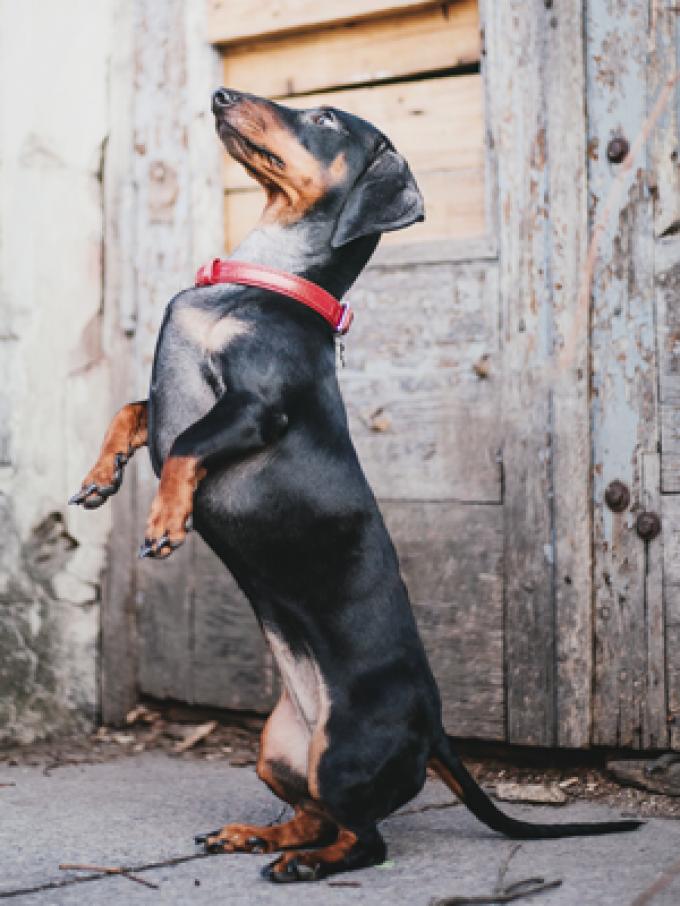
left=607, top=137, right=630, bottom=164
left=604, top=480, right=630, bottom=513
left=636, top=511, right=661, bottom=542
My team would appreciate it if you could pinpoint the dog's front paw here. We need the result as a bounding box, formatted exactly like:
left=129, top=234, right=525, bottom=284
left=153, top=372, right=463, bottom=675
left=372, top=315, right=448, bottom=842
left=139, top=456, right=203, bottom=560
left=139, top=505, right=192, bottom=560
left=69, top=453, right=127, bottom=509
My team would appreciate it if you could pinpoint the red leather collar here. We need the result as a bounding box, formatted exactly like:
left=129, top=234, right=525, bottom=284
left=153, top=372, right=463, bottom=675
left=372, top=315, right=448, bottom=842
left=195, top=258, right=353, bottom=335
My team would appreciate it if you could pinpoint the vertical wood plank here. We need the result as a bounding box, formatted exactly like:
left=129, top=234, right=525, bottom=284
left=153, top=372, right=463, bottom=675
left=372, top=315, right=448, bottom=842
left=100, top=0, right=138, bottom=725
left=587, top=0, right=665, bottom=748
left=544, top=2, right=592, bottom=750
left=191, top=543, right=278, bottom=711
left=485, top=0, right=591, bottom=746
left=132, top=0, right=196, bottom=701
left=486, top=0, right=554, bottom=746
left=663, top=495, right=680, bottom=750
left=641, top=453, right=666, bottom=748
left=653, top=0, right=680, bottom=752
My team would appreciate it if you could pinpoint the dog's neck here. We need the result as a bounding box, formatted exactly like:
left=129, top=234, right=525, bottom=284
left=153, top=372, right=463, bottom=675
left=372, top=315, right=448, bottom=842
left=230, top=221, right=379, bottom=300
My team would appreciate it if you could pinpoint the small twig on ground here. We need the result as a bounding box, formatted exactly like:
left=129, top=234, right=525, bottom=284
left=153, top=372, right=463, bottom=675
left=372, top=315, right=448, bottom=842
left=0, top=782, right=16, bottom=788
left=431, top=844, right=562, bottom=906
left=59, top=864, right=159, bottom=890
left=0, top=854, right=209, bottom=900
left=494, top=844, right=522, bottom=895
left=629, top=855, right=680, bottom=906
left=430, top=879, right=562, bottom=906
left=327, top=880, right=363, bottom=888
left=174, top=720, right=217, bottom=754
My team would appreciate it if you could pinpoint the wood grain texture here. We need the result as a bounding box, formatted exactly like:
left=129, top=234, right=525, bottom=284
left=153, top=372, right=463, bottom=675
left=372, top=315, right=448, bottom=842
left=130, top=0, right=224, bottom=704
left=663, top=495, right=680, bottom=751
left=652, top=3, right=680, bottom=753
left=191, top=540, right=278, bottom=712
left=340, top=261, right=501, bottom=503
left=208, top=0, right=459, bottom=44
left=658, top=252, right=680, bottom=495
left=221, top=1, right=479, bottom=98
left=383, top=500, right=504, bottom=739
left=485, top=0, right=592, bottom=746
left=588, top=0, right=665, bottom=749
left=100, top=0, right=138, bottom=725
left=542, top=0, right=591, bottom=750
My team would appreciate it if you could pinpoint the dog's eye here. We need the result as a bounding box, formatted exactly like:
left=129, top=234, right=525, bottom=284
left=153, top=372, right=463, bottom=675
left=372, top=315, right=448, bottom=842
left=310, top=110, right=335, bottom=127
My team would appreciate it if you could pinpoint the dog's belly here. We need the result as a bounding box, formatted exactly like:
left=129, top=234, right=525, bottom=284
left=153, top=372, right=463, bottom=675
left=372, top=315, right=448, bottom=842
left=264, top=629, right=330, bottom=731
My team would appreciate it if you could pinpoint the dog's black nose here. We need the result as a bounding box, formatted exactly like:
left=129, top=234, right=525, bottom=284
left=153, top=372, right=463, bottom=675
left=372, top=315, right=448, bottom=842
left=212, top=88, right=238, bottom=113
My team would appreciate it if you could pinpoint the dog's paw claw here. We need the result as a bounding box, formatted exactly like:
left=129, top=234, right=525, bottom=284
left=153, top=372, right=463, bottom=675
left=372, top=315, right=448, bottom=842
left=138, top=539, right=155, bottom=559
left=69, top=483, right=98, bottom=506
left=194, top=831, right=213, bottom=845
left=139, top=534, right=180, bottom=560
left=70, top=454, right=128, bottom=509
left=246, top=836, right=268, bottom=854
left=263, top=856, right=319, bottom=883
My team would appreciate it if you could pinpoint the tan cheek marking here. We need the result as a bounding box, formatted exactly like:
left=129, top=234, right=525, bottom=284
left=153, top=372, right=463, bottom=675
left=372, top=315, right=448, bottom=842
left=327, top=152, right=347, bottom=184
left=174, top=308, right=252, bottom=352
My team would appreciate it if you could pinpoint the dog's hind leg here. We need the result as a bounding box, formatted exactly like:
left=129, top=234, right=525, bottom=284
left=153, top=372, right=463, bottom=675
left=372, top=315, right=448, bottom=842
left=69, top=400, right=148, bottom=509
left=198, top=691, right=337, bottom=855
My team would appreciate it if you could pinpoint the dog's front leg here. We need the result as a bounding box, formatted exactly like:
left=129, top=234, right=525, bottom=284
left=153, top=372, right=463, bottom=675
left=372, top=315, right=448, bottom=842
left=69, top=401, right=148, bottom=509
left=139, top=390, right=287, bottom=559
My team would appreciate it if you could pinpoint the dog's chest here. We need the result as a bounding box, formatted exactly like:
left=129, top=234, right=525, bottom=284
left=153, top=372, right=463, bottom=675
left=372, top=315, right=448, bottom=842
left=148, top=302, right=250, bottom=467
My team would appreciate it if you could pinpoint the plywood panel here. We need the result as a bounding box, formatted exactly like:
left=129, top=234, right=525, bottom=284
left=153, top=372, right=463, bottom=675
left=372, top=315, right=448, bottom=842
left=222, top=1, right=479, bottom=98
left=223, top=74, right=484, bottom=190
left=339, top=261, right=501, bottom=502
left=208, top=0, right=461, bottom=44
left=382, top=500, right=504, bottom=739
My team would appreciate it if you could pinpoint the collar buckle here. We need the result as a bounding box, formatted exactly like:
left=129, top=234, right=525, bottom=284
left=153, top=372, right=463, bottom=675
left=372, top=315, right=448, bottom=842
left=335, top=303, right=353, bottom=336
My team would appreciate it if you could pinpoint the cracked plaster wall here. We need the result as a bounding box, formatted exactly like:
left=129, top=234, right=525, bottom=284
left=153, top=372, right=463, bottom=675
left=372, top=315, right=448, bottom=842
left=0, top=0, right=116, bottom=743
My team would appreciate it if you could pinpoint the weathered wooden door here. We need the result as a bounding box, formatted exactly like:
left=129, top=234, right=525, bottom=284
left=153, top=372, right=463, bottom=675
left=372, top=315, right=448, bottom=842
left=123, top=0, right=508, bottom=738
left=102, top=0, right=679, bottom=751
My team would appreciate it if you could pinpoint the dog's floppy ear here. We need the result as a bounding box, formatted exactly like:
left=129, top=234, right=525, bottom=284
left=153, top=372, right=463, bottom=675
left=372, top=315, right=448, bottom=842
left=331, top=144, right=424, bottom=248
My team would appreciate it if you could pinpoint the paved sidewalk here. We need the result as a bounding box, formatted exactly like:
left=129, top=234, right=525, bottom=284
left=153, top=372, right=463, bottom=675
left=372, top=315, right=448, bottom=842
left=2, top=752, right=680, bottom=905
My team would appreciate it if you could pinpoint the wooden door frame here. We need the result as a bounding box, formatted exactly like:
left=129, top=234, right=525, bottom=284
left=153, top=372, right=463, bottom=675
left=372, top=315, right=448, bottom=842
left=101, top=0, right=593, bottom=739
left=101, top=0, right=223, bottom=723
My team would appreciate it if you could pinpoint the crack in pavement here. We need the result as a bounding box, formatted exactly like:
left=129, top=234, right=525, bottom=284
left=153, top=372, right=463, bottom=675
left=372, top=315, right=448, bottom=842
left=0, top=852, right=210, bottom=899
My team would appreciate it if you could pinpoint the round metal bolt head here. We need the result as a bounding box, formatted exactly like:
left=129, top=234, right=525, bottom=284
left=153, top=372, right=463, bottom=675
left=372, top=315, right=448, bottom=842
left=636, top=511, right=661, bottom=542
left=607, top=137, right=630, bottom=164
left=604, top=480, right=630, bottom=513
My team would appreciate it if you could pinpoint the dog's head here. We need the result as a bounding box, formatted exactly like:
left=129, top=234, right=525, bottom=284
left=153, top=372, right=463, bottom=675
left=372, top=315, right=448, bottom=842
left=212, top=88, right=424, bottom=247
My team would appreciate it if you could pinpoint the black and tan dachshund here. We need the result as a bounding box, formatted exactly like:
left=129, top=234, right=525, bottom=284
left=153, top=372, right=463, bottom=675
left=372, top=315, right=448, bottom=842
left=71, top=88, right=642, bottom=883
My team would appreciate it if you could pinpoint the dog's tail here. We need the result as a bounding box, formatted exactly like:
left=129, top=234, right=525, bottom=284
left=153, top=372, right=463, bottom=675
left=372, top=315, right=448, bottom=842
left=430, top=734, right=643, bottom=839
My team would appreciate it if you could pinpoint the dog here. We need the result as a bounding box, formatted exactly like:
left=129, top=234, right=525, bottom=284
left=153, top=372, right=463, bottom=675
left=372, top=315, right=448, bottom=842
left=71, top=88, right=642, bottom=883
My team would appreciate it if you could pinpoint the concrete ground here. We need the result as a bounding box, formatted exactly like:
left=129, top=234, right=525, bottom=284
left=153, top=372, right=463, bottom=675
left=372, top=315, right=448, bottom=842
left=2, top=752, right=680, bottom=905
